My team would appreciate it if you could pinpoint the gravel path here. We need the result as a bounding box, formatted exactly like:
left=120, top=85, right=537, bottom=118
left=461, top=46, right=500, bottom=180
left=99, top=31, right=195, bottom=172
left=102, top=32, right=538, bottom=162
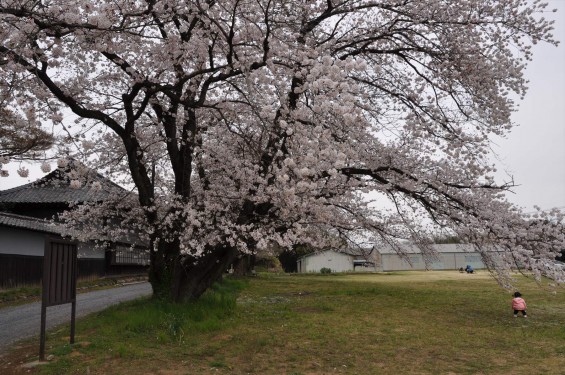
left=0, top=282, right=152, bottom=353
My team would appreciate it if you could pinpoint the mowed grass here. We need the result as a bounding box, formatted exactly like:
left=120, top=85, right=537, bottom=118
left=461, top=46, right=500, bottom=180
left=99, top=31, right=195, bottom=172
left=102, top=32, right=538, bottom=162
left=5, top=271, right=565, bottom=374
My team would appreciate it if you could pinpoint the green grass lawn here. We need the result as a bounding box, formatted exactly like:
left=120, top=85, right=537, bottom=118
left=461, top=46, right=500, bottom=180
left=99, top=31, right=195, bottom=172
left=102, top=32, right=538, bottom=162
left=3, top=271, right=565, bottom=374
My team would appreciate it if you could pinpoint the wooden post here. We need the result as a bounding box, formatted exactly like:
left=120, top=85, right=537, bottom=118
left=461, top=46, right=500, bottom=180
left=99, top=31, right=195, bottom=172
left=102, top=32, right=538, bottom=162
left=39, top=304, right=47, bottom=361
left=70, top=301, right=76, bottom=344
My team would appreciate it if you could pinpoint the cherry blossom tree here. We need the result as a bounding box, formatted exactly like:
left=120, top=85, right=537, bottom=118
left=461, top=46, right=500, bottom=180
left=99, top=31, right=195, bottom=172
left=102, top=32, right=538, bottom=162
left=0, top=108, right=52, bottom=158
left=1, top=0, right=564, bottom=301
left=0, top=107, right=54, bottom=175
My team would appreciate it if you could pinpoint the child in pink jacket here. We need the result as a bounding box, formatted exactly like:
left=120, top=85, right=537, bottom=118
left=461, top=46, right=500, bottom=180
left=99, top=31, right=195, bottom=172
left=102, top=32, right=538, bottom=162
left=512, top=291, right=527, bottom=318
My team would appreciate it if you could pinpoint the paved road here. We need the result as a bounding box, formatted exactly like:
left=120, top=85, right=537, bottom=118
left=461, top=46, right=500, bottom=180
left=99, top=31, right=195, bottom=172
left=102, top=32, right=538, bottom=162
left=0, top=282, right=152, bottom=353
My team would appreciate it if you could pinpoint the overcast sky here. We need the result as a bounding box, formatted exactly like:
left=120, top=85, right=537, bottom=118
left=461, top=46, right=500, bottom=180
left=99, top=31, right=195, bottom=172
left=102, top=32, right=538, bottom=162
left=492, top=0, right=565, bottom=212
left=1, top=2, right=564, bottom=212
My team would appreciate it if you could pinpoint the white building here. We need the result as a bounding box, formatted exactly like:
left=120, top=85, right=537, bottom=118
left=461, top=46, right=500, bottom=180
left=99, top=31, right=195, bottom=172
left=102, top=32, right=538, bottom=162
left=374, top=244, right=488, bottom=272
left=297, top=244, right=497, bottom=273
left=297, top=249, right=376, bottom=273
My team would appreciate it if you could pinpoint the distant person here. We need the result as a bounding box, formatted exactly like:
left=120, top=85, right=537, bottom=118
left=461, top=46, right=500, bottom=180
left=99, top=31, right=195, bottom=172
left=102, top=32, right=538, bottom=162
left=512, top=291, right=528, bottom=318
left=465, top=265, right=474, bottom=274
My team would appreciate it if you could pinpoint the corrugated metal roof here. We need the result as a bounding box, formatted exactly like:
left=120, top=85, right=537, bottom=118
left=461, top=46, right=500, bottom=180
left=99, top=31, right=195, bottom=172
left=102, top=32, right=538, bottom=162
left=297, top=248, right=375, bottom=261
left=376, top=244, right=477, bottom=254
left=297, top=245, right=483, bottom=259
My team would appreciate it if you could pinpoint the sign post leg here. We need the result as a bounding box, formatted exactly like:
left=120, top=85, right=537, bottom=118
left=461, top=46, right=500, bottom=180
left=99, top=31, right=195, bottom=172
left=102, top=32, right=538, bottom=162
left=39, top=304, right=47, bottom=361
left=70, top=301, right=76, bottom=344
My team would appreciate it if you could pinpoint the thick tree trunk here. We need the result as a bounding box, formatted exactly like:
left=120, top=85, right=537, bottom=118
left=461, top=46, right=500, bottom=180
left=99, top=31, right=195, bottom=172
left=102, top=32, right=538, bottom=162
left=149, top=241, right=238, bottom=302
left=169, top=245, right=239, bottom=302
left=146, top=214, right=242, bottom=301
left=148, top=239, right=176, bottom=300
left=232, top=254, right=256, bottom=276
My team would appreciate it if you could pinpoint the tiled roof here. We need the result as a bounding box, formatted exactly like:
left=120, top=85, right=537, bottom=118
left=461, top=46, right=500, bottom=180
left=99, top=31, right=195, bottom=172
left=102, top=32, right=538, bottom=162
left=0, top=161, right=126, bottom=204
left=0, top=211, right=148, bottom=247
left=0, top=161, right=147, bottom=246
left=0, top=211, right=63, bottom=235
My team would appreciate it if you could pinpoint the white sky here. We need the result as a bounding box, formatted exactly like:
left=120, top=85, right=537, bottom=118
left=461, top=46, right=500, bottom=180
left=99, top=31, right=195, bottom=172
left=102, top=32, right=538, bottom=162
left=492, top=0, right=565, bottom=211
left=2, top=2, right=565, bottom=212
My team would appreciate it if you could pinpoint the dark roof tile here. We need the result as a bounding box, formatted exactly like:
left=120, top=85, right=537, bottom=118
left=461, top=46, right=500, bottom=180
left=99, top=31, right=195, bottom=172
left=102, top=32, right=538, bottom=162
left=0, top=161, right=127, bottom=204
left=0, top=211, right=63, bottom=235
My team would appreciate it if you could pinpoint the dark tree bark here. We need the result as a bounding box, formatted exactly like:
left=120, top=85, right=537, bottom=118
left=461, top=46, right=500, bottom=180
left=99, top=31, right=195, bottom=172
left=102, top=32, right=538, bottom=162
left=170, top=245, right=239, bottom=302
left=231, top=254, right=256, bottom=276
left=147, top=232, right=239, bottom=302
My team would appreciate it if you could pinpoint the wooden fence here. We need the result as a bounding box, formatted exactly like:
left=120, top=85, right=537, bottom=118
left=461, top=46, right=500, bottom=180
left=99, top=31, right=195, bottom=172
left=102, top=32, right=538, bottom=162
left=0, top=253, right=44, bottom=288
left=0, top=253, right=149, bottom=289
left=0, top=254, right=107, bottom=289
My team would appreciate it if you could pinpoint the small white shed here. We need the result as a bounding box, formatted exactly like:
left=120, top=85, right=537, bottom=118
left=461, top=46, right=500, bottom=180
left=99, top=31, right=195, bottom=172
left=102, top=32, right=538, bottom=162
left=297, top=250, right=355, bottom=273
left=297, top=248, right=377, bottom=273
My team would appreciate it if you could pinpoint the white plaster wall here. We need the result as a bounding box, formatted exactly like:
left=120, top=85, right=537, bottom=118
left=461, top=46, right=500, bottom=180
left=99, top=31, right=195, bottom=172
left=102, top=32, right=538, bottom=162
left=0, top=226, right=46, bottom=256
left=0, top=227, right=105, bottom=259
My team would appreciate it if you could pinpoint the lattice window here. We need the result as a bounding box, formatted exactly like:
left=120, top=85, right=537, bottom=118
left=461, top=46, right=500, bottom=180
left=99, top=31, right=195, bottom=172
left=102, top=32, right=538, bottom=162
left=112, top=246, right=149, bottom=265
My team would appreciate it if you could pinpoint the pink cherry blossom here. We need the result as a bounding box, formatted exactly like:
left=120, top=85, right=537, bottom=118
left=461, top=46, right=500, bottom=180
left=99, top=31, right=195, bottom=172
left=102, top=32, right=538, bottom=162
left=1, top=0, right=563, bottom=301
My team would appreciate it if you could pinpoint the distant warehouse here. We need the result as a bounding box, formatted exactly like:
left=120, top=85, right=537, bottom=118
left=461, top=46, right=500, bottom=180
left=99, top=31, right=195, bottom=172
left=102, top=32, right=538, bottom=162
left=374, top=244, right=494, bottom=272
left=297, top=244, right=500, bottom=273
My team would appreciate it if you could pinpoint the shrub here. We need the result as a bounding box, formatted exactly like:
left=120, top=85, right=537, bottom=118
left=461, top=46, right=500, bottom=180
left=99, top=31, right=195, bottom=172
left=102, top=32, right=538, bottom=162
left=320, top=267, right=332, bottom=274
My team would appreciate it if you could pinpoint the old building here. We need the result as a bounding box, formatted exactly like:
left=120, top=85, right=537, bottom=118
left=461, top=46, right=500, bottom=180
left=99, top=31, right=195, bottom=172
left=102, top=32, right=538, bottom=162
left=0, top=162, right=148, bottom=288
